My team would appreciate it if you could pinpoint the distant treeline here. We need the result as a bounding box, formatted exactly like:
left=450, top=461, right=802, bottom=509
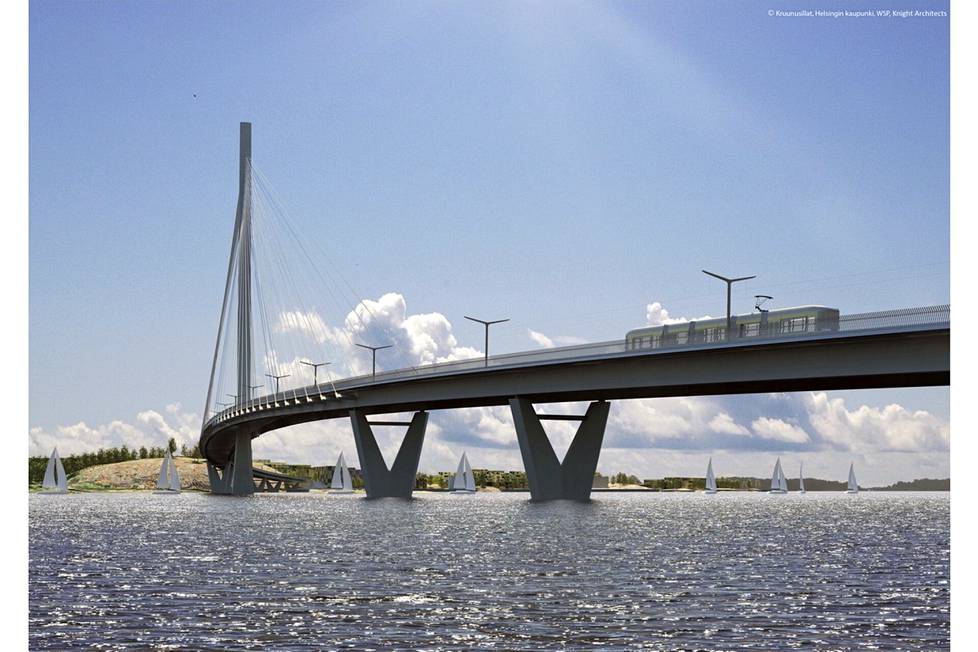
left=28, top=438, right=201, bottom=485
left=641, top=476, right=950, bottom=491
left=260, top=462, right=533, bottom=490
left=875, top=478, right=949, bottom=491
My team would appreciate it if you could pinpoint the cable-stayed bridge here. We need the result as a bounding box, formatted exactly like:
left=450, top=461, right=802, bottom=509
left=198, top=124, right=950, bottom=501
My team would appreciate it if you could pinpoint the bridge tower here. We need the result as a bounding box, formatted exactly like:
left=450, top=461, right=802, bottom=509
left=204, top=122, right=256, bottom=496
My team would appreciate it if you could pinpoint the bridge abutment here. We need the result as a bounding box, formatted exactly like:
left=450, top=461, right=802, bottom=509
left=350, top=409, right=428, bottom=498
left=510, top=397, right=609, bottom=502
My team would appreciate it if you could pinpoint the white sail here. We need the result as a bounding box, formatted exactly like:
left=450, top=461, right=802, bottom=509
left=451, top=454, right=468, bottom=490
left=42, top=449, right=57, bottom=490
left=463, top=454, right=476, bottom=492
left=770, top=458, right=782, bottom=492
left=168, top=454, right=181, bottom=492
left=799, top=462, right=806, bottom=493
left=779, top=463, right=789, bottom=493
left=156, top=450, right=171, bottom=490
left=330, top=453, right=354, bottom=491
left=705, top=458, right=717, bottom=493
left=847, top=462, right=858, bottom=493
left=55, top=452, right=68, bottom=492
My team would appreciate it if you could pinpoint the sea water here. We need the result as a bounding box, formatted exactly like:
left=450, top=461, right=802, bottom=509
left=29, top=491, right=949, bottom=650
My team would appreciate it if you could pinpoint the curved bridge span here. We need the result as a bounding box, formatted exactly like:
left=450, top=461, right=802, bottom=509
left=201, top=318, right=949, bottom=500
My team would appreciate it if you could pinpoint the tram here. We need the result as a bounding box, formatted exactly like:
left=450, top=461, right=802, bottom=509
left=625, top=306, right=840, bottom=350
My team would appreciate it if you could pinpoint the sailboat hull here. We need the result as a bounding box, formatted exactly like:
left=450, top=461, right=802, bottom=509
left=768, top=489, right=787, bottom=494
left=328, top=489, right=355, bottom=494
left=39, top=489, right=68, bottom=495
left=153, top=489, right=180, bottom=494
left=450, top=489, right=476, bottom=494
left=703, top=489, right=717, bottom=495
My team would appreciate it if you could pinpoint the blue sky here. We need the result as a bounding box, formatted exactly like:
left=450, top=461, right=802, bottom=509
left=29, top=0, right=950, bottom=482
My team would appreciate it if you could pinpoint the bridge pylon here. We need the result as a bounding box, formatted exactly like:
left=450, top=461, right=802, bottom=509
left=510, top=398, right=610, bottom=501
left=202, top=122, right=256, bottom=496
left=350, top=410, right=428, bottom=498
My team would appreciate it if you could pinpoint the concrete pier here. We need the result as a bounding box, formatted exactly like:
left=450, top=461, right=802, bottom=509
left=510, top=397, right=610, bottom=501
left=350, top=409, right=428, bottom=498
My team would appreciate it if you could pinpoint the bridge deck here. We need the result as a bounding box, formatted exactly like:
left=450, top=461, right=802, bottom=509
left=200, top=311, right=949, bottom=466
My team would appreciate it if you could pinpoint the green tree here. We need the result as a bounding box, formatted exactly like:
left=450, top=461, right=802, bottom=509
left=139, top=446, right=148, bottom=459
left=167, top=438, right=177, bottom=454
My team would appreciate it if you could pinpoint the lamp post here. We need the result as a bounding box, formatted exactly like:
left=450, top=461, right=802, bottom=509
left=464, top=315, right=509, bottom=367
left=355, top=344, right=392, bottom=381
left=226, top=393, right=238, bottom=405
left=264, top=373, right=290, bottom=395
left=702, top=270, right=756, bottom=337
left=299, top=360, right=330, bottom=385
left=248, top=383, right=263, bottom=399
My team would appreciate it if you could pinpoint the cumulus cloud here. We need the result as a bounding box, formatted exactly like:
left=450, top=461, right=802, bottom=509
left=269, top=293, right=482, bottom=382
left=645, top=301, right=712, bottom=327
left=29, top=404, right=201, bottom=457
left=750, top=417, right=811, bottom=444
left=805, top=393, right=949, bottom=453
left=709, top=412, right=751, bottom=436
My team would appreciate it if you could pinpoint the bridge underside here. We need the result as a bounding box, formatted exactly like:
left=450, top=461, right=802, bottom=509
left=201, top=327, right=949, bottom=500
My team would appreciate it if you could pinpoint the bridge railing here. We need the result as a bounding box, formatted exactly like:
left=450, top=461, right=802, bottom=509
left=206, top=304, right=949, bottom=427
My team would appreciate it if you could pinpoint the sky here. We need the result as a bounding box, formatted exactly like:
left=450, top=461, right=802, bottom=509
left=28, top=0, right=950, bottom=485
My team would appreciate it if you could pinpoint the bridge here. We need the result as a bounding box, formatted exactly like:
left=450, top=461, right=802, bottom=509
left=198, top=124, right=950, bottom=501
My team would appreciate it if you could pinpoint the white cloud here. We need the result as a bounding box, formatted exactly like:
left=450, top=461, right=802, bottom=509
left=751, top=417, right=811, bottom=444
left=709, top=412, right=751, bottom=436
left=29, top=404, right=202, bottom=457
left=805, top=392, right=949, bottom=453
left=527, top=328, right=589, bottom=349
left=528, top=329, right=554, bottom=348
left=645, top=301, right=712, bottom=326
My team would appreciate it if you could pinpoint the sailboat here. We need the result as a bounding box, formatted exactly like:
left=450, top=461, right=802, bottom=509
left=703, top=457, right=718, bottom=494
left=40, top=447, right=68, bottom=494
left=154, top=449, right=181, bottom=494
left=768, top=457, right=788, bottom=494
left=846, top=462, right=859, bottom=494
left=798, top=461, right=806, bottom=494
left=450, top=452, right=476, bottom=494
left=329, top=452, right=354, bottom=493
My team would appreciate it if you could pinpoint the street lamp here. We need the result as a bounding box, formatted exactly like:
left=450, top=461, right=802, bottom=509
left=264, top=373, right=290, bottom=395
left=464, top=315, right=509, bottom=367
left=248, top=383, right=263, bottom=398
left=226, top=393, right=238, bottom=404
left=702, top=270, right=756, bottom=337
left=355, top=343, right=392, bottom=381
left=299, top=360, right=330, bottom=385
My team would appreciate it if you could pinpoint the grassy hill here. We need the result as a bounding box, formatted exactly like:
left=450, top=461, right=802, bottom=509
left=31, top=458, right=280, bottom=492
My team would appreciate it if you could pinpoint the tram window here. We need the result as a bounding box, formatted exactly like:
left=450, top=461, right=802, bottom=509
left=780, top=317, right=810, bottom=333
left=740, top=322, right=760, bottom=337
left=675, top=332, right=688, bottom=345
left=703, top=327, right=726, bottom=343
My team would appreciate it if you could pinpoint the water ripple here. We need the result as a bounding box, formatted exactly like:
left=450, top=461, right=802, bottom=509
left=30, top=491, right=949, bottom=650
